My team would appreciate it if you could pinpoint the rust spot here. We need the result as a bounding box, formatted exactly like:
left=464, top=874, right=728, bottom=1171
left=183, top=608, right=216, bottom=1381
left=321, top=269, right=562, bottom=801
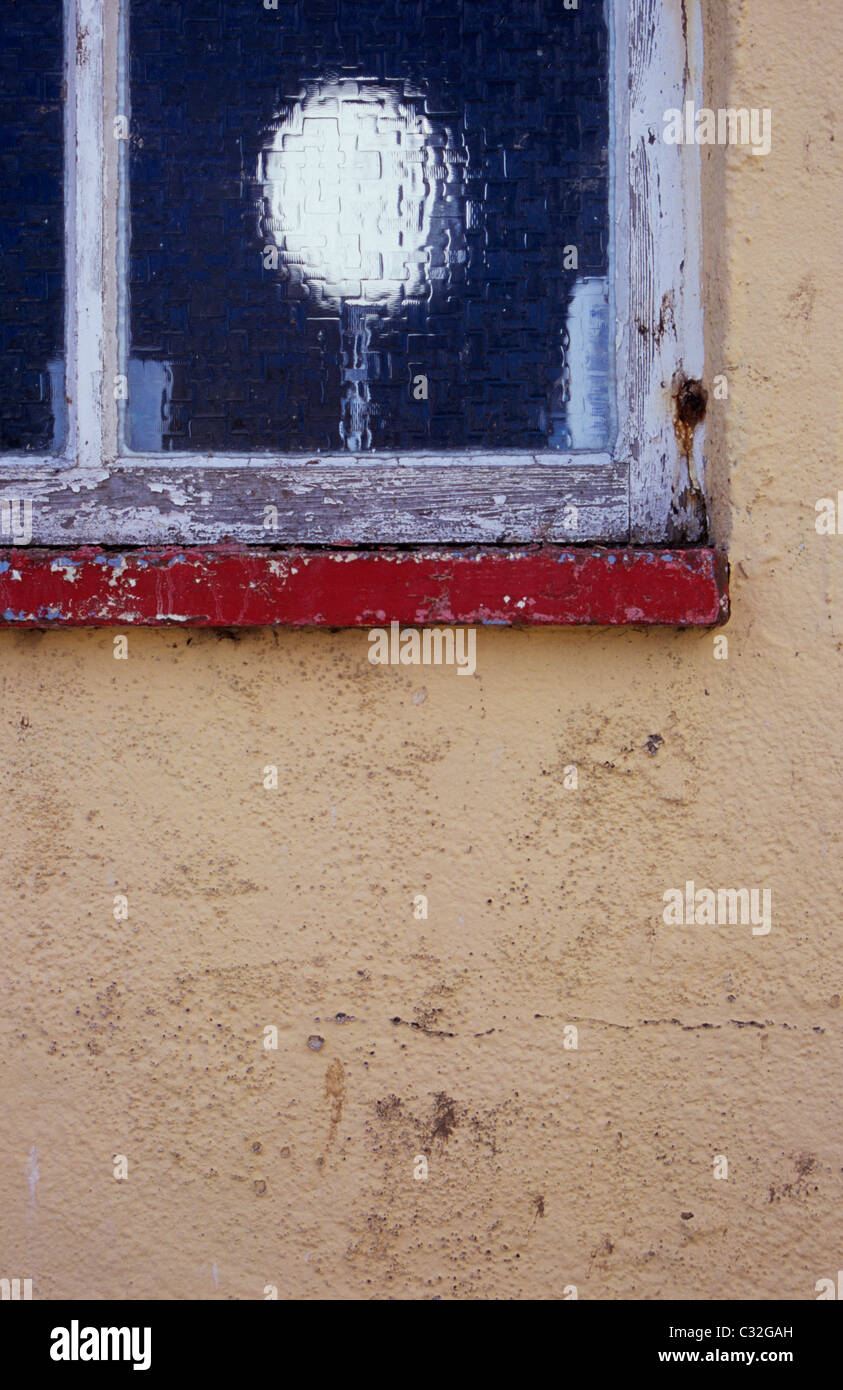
left=76, top=24, right=89, bottom=66
left=673, top=373, right=708, bottom=458
left=430, top=1093, right=458, bottom=1141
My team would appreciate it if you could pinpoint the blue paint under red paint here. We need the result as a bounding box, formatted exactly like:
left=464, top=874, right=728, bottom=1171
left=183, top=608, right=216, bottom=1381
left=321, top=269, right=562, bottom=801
left=0, top=546, right=729, bottom=627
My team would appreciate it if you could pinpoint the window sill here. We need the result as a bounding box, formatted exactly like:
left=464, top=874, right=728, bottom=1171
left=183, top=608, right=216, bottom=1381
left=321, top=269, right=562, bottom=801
left=0, top=546, right=728, bottom=628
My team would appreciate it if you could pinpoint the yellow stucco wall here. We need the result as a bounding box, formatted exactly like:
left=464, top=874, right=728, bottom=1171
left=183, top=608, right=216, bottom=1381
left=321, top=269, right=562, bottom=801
left=1, top=0, right=840, bottom=1299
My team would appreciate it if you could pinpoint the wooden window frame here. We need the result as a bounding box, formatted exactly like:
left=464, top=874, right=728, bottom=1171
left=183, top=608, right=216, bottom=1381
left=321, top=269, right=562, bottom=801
left=0, top=0, right=728, bottom=626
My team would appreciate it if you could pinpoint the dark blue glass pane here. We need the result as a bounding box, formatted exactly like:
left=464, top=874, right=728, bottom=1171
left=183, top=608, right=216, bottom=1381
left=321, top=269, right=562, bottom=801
left=128, top=0, right=610, bottom=453
left=0, top=0, right=65, bottom=451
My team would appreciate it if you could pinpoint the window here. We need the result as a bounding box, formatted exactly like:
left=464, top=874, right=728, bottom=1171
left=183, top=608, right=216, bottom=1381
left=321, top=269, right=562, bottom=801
left=0, top=0, right=727, bottom=625
left=0, top=0, right=65, bottom=452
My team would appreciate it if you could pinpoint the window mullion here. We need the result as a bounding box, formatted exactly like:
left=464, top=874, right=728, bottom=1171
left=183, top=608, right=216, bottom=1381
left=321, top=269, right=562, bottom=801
left=70, top=0, right=105, bottom=469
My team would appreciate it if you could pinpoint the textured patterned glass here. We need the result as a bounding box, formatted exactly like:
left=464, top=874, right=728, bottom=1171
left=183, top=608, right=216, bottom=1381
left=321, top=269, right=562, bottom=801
left=127, top=0, right=611, bottom=453
left=0, top=0, right=65, bottom=452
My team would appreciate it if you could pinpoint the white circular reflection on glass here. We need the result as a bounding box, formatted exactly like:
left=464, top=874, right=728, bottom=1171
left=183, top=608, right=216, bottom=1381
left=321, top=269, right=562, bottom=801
left=258, top=79, right=447, bottom=310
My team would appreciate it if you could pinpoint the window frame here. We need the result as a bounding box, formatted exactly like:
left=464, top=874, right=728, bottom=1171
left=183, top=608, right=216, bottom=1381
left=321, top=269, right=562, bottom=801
left=0, top=0, right=727, bottom=629
left=0, top=0, right=708, bottom=546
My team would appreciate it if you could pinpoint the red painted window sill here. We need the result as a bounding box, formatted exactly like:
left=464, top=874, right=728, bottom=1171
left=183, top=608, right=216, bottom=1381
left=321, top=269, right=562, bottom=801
left=0, top=546, right=728, bottom=627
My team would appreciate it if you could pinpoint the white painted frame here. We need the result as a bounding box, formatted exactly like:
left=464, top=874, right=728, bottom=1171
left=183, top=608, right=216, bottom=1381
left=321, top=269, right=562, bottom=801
left=1, top=0, right=706, bottom=547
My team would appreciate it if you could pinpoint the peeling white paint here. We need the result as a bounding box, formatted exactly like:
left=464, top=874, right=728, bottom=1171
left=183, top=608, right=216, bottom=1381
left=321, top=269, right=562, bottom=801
left=50, top=559, right=78, bottom=578
left=147, top=483, right=191, bottom=507
left=106, top=556, right=129, bottom=581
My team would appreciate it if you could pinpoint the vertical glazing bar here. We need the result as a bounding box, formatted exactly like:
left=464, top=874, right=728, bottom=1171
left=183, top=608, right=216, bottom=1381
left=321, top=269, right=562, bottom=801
left=101, top=0, right=122, bottom=461
left=115, top=0, right=129, bottom=453
left=62, top=0, right=77, bottom=461
left=606, top=0, right=619, bottom=454
left=72, top=0, right=104, bottom=468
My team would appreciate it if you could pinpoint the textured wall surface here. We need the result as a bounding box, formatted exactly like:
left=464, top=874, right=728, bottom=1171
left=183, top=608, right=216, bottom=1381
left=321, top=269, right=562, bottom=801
left=1, top=0, right=841, bottom=1299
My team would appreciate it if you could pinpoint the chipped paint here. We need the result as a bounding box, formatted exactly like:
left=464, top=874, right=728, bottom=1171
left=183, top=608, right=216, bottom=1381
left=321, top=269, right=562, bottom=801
left=0, top=546, right=729, bottom=628
left=50, top=558, right=82, bottom=582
